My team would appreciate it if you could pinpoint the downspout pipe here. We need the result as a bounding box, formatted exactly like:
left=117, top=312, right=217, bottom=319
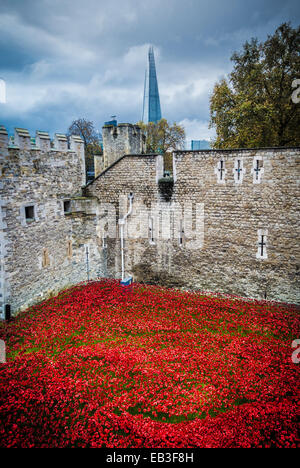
left=119, top=192, right=134, bottom=281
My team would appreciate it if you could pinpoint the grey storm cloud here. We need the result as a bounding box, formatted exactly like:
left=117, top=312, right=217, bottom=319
left=0, top=0, right=299, bottom=141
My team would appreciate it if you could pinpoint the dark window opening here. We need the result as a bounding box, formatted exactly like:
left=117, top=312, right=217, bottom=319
left=236, top=160, right=242, bottom=180
left=64, top=200, right=71, bottom=213
left=25, top=205, right=35, bottom=221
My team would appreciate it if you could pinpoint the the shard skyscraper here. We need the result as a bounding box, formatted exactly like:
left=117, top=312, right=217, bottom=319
left=142, top=46, right=162, bottom=123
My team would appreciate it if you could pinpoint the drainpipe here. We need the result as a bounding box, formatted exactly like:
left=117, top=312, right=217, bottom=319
left=119, top=192, right=134, bottom=281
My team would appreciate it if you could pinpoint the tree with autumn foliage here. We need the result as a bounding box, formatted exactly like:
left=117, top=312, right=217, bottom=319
left=137, top=119, right=186, bottom=173
left=209, top=23, right=300, bottom=148
left=138, top=119, right=185, bottom=153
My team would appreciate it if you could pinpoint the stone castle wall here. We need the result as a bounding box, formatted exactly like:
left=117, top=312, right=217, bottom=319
left=171, top=148, right=300, bottom=302
left=85, top=147, right=300, bottom=304
left=85, top=153, right=163, bottom=279
left=1, top=121, right=299, bottom=316
left=0, top=127, right=104, bottom=317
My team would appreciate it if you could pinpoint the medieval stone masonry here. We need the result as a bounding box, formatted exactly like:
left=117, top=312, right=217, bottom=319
left=0, top=122, right=299, bottom=317
left=0, top=126, right=103, bottom=317
left=101, top=123, right=146, bottom=173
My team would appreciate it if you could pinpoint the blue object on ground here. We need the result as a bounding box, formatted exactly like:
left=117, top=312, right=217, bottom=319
left=121, top=276, right=133, bottom=286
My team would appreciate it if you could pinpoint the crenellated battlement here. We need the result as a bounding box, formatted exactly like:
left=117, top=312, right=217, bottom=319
left=0, top=123, right=98, bottom=319
left=0, top=125, right=85, bottom=154
left=103, top=122, right=144, bottom=136
left=0, top=125, right=86, bottom=187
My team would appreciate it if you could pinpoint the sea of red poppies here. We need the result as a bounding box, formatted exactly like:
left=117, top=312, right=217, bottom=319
left=0, top=279, right=299, bottom=448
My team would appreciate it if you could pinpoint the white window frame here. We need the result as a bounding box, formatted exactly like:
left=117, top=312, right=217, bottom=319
left=214, top=159, right=227, bottom=184
left=233, top=158, right=245, bottom=184
left=251, top=156, right=264, bottom=184
left=256, top=229, right=268, bottom=260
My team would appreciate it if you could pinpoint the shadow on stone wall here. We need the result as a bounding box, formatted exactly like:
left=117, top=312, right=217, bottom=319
left=132, top=262, right=185, bottom=289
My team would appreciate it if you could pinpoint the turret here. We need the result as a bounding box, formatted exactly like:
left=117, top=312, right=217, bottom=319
left=101, top=122, right=146, bottom=174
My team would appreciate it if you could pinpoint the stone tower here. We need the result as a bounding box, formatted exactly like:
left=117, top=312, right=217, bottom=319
left=100, top=123, right=146, bottom=175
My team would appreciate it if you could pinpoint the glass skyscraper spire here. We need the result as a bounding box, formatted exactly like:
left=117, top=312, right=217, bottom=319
left=142, top=46, right=162, bottom=123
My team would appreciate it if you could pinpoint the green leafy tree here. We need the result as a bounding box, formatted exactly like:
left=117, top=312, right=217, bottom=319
left=209, top=23, right=300, bottom=148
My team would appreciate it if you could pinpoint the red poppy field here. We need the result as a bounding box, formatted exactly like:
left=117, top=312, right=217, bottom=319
left=0, top=279, right=299, bottom=448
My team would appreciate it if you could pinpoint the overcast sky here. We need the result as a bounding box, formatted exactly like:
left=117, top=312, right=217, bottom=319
left=0, top=0, right=299, bottom=143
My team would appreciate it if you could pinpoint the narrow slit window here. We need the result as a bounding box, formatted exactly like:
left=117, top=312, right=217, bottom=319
left=259, top=235, right=266, bottom=257
left=42, top=248, right=50, bottom=268
left=256, top=229, right=268, bottom=259
left=149, top=217, right=155, bottom=244
left=233, top=158, right=245, bottom=184
left=215, top=159, right=226, bottom=183
left=102, top=233, right=107, bottom=248
left=67, top=240, right=72, bottom=258
left=254, top=160, right=261, bottom=180
left=236, top=160, right=241, bottom=180
left=219, top=160, right=224, bottom=180
left=179, top=220, right=185, bottom=246
left=252, top=158, right=264, bottom=184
